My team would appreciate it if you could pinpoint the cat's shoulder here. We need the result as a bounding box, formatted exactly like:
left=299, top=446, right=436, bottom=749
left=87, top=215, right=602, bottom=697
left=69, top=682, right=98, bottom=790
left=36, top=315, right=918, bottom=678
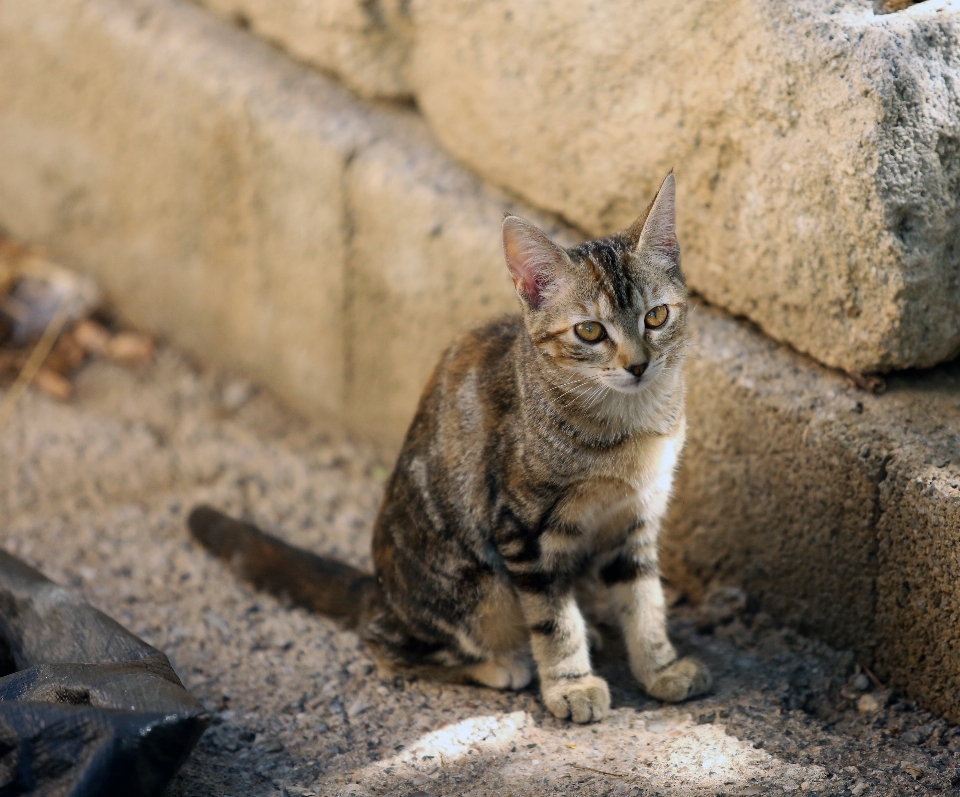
left=459, top=314, right=524, bottom=348
left=445, top=314, right=524, bottom=370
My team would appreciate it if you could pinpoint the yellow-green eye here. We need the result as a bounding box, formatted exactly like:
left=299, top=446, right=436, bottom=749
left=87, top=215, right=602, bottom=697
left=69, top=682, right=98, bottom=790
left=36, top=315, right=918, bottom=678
left=644, top=305, right=669, bottom=329
left=574, top=321, right=606, bottom=343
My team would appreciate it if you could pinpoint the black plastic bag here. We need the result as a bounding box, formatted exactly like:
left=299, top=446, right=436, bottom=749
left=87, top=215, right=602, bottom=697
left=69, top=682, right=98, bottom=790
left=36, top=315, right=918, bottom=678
left=0, top=551, right=209, bottom=796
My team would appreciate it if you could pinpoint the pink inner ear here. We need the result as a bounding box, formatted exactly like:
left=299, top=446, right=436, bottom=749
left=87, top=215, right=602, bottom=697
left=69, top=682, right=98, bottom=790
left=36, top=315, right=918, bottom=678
left=503, top=237, right=538, bottom=306
left=503, top=219, right=558, bottom=310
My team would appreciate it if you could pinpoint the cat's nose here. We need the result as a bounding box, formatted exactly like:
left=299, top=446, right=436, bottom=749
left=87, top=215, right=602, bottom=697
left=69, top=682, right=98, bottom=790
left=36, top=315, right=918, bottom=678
left=625, top=362, right=647, bottom=378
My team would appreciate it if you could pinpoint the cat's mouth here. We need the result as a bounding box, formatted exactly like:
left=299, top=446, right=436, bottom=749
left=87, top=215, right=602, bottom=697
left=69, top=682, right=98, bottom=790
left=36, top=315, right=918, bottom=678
left=609, top=379, right=648, bottom=394
left=603, top=361, right=662, bottom=393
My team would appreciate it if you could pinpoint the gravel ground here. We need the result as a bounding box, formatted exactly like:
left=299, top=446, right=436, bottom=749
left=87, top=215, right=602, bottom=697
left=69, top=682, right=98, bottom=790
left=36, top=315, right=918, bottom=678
left=2, top=348, right=958, bottom=797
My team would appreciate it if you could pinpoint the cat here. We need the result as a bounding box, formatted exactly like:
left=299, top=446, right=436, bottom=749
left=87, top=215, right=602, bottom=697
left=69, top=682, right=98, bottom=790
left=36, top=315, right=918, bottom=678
left=189, top=172, right=711, bottom=723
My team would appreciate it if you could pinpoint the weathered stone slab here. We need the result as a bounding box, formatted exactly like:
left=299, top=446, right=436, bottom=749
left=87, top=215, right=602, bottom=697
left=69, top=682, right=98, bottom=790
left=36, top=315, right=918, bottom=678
left=195, top=0, right=412, bottom=99
left=409, top=0, right=960, bottom=374
left=192, top=0, right=960, bottom=373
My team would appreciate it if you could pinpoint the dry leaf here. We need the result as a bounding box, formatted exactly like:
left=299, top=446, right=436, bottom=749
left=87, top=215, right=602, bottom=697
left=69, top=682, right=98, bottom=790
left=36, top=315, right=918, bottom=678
left=47, top=331, right=87, bottom=375
left=106, top=331, right=154, bottom=365
left=875, top=0, right=924, bottom=13
left=73, top=319, right=111, bottom=356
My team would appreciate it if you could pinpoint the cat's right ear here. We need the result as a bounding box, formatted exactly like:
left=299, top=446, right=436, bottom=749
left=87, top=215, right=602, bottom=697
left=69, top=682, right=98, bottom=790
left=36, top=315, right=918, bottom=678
left=502, top=216, right=570, bottom=310
left=624, top=172, right=681, bottom=270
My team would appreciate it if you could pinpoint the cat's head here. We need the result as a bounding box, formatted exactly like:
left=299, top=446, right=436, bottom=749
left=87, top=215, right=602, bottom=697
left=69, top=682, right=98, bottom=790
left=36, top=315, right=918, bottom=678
left=502, top=173, right=687, bottom=397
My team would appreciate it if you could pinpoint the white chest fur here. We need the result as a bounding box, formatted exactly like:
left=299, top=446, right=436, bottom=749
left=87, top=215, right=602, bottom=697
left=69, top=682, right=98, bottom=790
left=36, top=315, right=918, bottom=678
left=539, top=420, right=686, bottom=566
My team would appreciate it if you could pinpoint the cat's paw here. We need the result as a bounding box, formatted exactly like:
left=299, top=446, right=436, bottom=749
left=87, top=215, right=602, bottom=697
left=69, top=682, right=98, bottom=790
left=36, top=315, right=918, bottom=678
left=645, top=657, right=712, bottom=702
left=467, top=655, right=533, bottom=691
left=542, top=675, right=610, bottom=723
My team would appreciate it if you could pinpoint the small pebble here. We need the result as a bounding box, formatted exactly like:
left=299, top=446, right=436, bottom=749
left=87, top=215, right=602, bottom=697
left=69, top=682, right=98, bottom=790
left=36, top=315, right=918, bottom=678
left=857, top=693, right=883, bottom=714
left=261, top=737, right=284, bottom=753
left=222, top=379, right=255, bottom=412
left=902, top=764, right=925, bottom=778
left=346, top=699, right=367, bottom=717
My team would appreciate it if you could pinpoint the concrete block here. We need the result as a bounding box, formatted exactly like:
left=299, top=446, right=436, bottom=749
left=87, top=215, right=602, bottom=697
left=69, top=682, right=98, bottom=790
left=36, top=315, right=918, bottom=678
left=409, top=0, right=960, bottom=374
left=666, top=304, right=960, bottom=723
left=874, top=369, right=960, bottom=721
left=664, top=308, right=885, bottom=659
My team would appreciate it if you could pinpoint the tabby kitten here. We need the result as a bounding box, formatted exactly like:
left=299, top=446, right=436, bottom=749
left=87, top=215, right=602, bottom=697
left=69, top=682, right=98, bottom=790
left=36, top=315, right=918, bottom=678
left=190, top=173, right=710, bottom=723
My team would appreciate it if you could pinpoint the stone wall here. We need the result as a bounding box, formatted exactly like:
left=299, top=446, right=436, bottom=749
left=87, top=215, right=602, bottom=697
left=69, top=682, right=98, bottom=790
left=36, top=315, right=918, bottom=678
left=1, top=0, right=960, bottom=721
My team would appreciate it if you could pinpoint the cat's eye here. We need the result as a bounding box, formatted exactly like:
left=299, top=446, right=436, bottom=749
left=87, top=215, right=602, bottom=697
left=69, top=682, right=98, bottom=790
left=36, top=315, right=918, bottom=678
left=574, top=321, right=607, bottom=343
left=644, top=305, right=669, bottom=329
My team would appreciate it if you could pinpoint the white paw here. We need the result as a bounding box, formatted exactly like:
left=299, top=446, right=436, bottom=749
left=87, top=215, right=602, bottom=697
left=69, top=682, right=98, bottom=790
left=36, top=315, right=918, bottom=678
left=644, top=657, right=712, bottom=702
left=542, top=674, right=610, bottom=723
left=468, top=655, right=533, bottom=691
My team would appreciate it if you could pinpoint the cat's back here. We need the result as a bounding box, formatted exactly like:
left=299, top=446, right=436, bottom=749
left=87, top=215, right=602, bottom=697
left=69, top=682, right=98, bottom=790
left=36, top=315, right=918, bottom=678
left=373, top=315, right=524, bottom=578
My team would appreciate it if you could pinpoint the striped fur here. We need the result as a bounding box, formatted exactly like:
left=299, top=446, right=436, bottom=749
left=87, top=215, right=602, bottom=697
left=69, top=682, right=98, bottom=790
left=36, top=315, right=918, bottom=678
left=189, top=173, right=710, bottom=722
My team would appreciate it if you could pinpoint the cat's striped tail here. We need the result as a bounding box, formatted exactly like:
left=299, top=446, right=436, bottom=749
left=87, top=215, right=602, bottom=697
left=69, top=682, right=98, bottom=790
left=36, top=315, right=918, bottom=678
left=187, top=505, right=379, bottom=630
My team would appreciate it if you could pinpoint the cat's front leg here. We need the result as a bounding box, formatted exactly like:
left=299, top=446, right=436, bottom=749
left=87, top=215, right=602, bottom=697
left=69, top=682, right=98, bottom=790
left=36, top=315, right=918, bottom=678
left=603, top=523, right=711, bottom=702
left=514, top=583, right=610, bottom=723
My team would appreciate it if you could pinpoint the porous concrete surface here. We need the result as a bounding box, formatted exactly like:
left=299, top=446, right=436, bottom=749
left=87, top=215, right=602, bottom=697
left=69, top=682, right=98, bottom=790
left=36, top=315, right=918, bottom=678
left=874, top=367, right=960, bottom=723
left=4, top=350, right=960, bottom=797
left=192, top=0, right=960, bottom=374
left=672, top=304, right=960, bottom=724
left=0, top=0, right=565, bottom=447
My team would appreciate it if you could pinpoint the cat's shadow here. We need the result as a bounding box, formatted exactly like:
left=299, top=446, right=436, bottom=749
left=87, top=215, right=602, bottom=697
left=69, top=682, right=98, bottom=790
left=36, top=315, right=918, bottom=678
left=587, top=620, right=716, bottom=713
left=587, top=624, right=657, bottom=711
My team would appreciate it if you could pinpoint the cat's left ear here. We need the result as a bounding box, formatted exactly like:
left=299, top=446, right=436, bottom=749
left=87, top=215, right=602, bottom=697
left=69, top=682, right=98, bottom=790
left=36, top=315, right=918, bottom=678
left=502, top=216, right=571, bottom=310
left=624, top=172, right=681, bottom=269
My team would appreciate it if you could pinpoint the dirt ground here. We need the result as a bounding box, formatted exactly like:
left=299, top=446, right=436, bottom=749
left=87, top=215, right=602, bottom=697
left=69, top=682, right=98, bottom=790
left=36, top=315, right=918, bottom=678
left=2, top=348, right=959, bottom=797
